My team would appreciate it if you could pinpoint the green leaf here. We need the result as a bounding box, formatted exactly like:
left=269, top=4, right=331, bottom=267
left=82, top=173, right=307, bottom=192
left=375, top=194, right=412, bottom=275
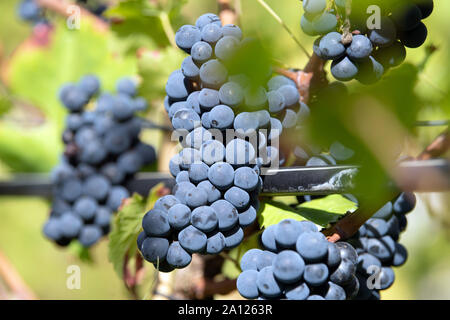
left=259, top=195, right=357, bottom=229
left=222, top=232, right=261, bottom=279
left=108, top=193, right=146, bottom=278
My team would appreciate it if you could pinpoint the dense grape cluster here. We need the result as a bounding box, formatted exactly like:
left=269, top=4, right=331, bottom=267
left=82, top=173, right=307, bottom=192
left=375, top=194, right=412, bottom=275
left=43, top=75, right=156, bottom=248
left=137, top=13, right=310, bottom=272
left=300, top=0, right=434, bottom=83
left=347, top=192, right=415, bottom=299
left=237, top=219, right=359, bottom=300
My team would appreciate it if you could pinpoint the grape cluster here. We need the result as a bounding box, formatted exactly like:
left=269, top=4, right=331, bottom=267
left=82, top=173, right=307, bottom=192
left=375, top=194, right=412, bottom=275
left=137, top=13, right=310, bottom=272
left=237, top=219, right=359, bottom=300
left=301, top=0, right=434, bottom=83
left=346, top=192, right=415, bottom=299
left=43, top=75, right=156, bottom=248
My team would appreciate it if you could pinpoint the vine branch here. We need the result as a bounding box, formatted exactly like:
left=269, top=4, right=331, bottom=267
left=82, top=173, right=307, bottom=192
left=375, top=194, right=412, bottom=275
left=0, top=250, right=36, bottom=300
left=324, top=127, right=450, bottom=243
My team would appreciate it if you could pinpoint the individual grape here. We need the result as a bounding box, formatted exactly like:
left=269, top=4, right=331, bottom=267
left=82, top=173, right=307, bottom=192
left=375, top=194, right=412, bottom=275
left=60, top=178, right=83, bottom=202
left=200, top=59, right=228, bottom=89
left=166, top=70, right=190, bottom=101
left=268, top=117, right=283, bottom=140
left=197, top=180, right=221, bottom=203
left=173, top=181, right=195, bottom=204
left=240, top=248, right=263, bottom=271
left=107, top=186, right=130, bottom=211
left=267, top=75, right=296, bottom=91
left=208, top=162, right=235, bottom=190
left=66, top=114, right=84, bottom=131
left=94, top=206, right=112, bottom=230
left=261, top=225, right=278, bottom=252
left=234, top=112, right=259, bottom=134
left=356, top=56, right=384, bottom=85
left=59, top=213, right=83, bottom=238
left=18, top=0, right=42, bottom=22
left=215, top=36, right=239, bottom=60
left=198, top=88, right=220, bottom=111
left=274, top=219, right=304, bottom=249
left=179, top=148, right=202, bottom=169
left=323, top=282, right=346, bottom=300
left=168, top=204, right=191, bottom=230
left=142, top=209, right=171, bottom=237
left=393, top=192, right=416, bottom=215
left=296, top=232, right=328, bottom=262
left=300, top=15, right=318, bottom=36
left=312, top=12, right=338, bottom=34
left=191, top=206, right=218, bottom=232
left=256, top=266, right=282, bottom=298
left=329, top=141, right=355, bottom=161
left=282, top=109, right=298, bottom=129
left=368, top=17, right=397, bottom=47
left=117, top=151, right=143, bottom=174
left=112, top=94, right=135, bottom=121
left=172, top=108, right=201, bottom=131
left=83, top=174, right=111, bottom=201
left=372, top=202, right=393, bottom=220
left=379, top=267, right=395, bottom=290
left=223, top=225, right=244, bottom=249
left=135, top=143, right=156, bottom=166
left=225, top=138, right=256, bottom=165
left=234, top=167, right=259, bottom=191
left=43, top=218, right=62, bottom=241
left=224, top=186, right=250, bottom=210
left=307, top=295, right=325, bottom=300
left=222, top=24, right=242, bottom=40
left=366, top=237, right=395, bottom=262
left=326, top=242, right=342, bottom=268
left=416, top=0, right=434, bottom=19
left=211, top=199, right=239, bottom=231
left=133, top=97, right=148, bottom=111
left=201, top=23, right=223, bottom=44
left=195, top=13, right=221, bottom=30
left=166, top=241, right=192, bottom=268
left=302, top=0, right=326, bottom=16
left=188, top=162, right=209, bottom=183
left=141, top=237, right=170, bottom=263
left=169, top=154, right=182, bottom=177
left=79, top=74, right=101, bottom=97
left=329, top=258, right=356, bottom=285
left=191, top=41, right=213, bottom=64
left=346, top=35, right=373, bottom=60
left=304, top=263, right=329, bottom=287
left=185, top=187, right=208, bottom=208
left=237, top=270, right=259, bottom=299
left=336, top=242, right=358, bottom=264
left=206, top=231, right=226, bottom=254
left=209, top=105, right=235, bottom=129
left=78, top=225, right=103, bottom=247
left=374, top=41, right=407, bottom=69
left=181, top=56, right=200, bottom=80
left=331, top=56, right=359, bottom=81
left=392, top=243, right=408, bottom=266
left=365, top=218, right=389, bottom=238
left=60, top=85, right=89, bottom=112
left=219, top=81, right=244, bottom=107
left=154, top=195, right=180, bottom=213
left=285, top=282, right=310, bottom=300
left=104, top=127, right=132, bottom=155
left=319, top=32, right=345, bottom=60
left=357, top=253, right=382, bottom=275
left=185, top=127, right=212, bottom=149
left=73, top=196, right=98, bottom=221
left=277, top=85, right=299, bottom=107
left=272, top=250, right=305, bottom=284
left=391, top=3, right=422, bottom=31
left=137, top=231, right=146, bottom=251
left=178, top=225, right=207, bottom=253
left=267, top=90, right=286, bottom=113
left=175, top=25, right=202, bottom=53
left=168, top=101, right=189, bottom=119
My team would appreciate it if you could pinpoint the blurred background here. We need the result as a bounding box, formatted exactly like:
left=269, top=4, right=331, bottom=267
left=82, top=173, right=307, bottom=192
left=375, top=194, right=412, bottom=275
left=0, top=0, right=448, bottom=299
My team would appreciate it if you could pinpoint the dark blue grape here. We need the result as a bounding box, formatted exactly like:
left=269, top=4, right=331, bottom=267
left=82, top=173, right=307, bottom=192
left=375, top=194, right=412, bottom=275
left=78, top=225, right=102, bottom=247
left=175, top=25, right=202, bottom=53
left=296, top=231, right=328, bottom=262
left=168, top=203, right=191, bottom=230
left=237, top=270, right=259, bottom=299
left=211, top=199, right=238, bottom=231
left=178, top=225, right=207, bottom=253
left=73, top=196, right=98, bottom=221
left=256, top=266, right=282, bottom=298
left=79, top=74, right=100, bottom=97
left=304, top=263, right=329, bottom=287
left=331, top=56, right=358, bottom=81
left=83, top=174, right=111, bottom=201
left=319, top=32, right=345, bottom=60
left=195, top=13, right=221, bottom=30
left=223, top=225, right=244, bottom=249
left=272, top=250, right=305, bottom=284
left=206, top=231, right=226, bottom=254
left=201, top=23, right=223, bottom=44
left=141, top=237, right=169, bottom=263
left=166, top=241, right=192, bottom=268
left=106, top=186, right=129, bottom=211
left=240, top=248, right=263, bottom=271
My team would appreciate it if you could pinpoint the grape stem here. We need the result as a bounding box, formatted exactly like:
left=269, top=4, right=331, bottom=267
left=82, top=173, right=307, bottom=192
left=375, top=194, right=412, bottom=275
left=0, top=250, right=36, bottom=300
left=35, top=0, right=109, bottom=31
left=324, top=127, right=450, bottom=243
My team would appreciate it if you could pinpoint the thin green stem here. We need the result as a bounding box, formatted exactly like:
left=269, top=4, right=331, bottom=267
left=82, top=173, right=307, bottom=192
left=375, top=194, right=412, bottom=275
left=159, top=11, right=177, bottom=49
left=255, top=0, right=311, bottom=58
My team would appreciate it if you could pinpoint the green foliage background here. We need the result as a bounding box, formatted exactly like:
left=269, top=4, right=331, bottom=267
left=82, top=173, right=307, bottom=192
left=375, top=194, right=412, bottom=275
left=0, top=0, right=448, bottom=299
